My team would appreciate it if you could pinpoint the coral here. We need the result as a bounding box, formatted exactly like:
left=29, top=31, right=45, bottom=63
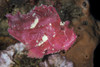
left=0, top=43, right=25, bottom=67
left=39, top=54, right=74, bottom=67
left=6, top=5, right=77, bottom=58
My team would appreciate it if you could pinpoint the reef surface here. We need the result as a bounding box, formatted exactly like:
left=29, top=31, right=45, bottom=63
left=0, top=0, right=100, bottom=67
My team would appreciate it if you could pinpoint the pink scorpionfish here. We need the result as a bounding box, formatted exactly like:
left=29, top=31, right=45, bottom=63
left=6, top=5, right=77, bottom=58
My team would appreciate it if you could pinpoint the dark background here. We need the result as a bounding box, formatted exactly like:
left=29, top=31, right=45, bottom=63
left=89, top=0, right=100, bottom=20
left=89, top=0, right=100, bottom=67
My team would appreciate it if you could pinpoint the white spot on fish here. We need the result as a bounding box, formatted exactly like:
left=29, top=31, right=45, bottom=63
left=42, top=25, right=44, bottom=26
left=33, top=6, right=36, bottom=10
left=61, top=10, right=63, bottom=13
left=53, top=34, right=56, bottom=37
left=36, top=40, right=38, bottom=43
left=36, top=35, right=48, bottom=46
left=60, top=22, right=65, bottom=26
left=42, top=35, right=48, bottom=42
left=30, top=17, right=39, bottom=29
left=44, top=48, right=47, bottom=51
left=49, top=23, right=52, bottom=26
left=40, top=4, right=43, bottom=6
left=42, top=52, right=45, bottom=54
left=32, top=13, right=36, bottom=17
left=52, top=48, right=54, bottom=51
left=53, top=32, right=56, bottom=37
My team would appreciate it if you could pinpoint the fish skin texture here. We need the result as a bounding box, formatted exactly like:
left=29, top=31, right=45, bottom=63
left=6, top=5, right=77, bottom=58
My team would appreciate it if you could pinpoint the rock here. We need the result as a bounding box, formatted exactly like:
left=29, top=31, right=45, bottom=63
left=59, top=0, right=99, bottom=67
left=0, top=0, right=8, bottom=19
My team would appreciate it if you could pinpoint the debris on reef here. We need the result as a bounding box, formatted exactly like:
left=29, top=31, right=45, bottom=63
left=6, top=5, right=77, bottom=58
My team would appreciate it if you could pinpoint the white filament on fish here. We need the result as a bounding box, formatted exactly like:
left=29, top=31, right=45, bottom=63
left=32, top=13, right=36, bottom=17
left=30, top=17, right=39, bottom=29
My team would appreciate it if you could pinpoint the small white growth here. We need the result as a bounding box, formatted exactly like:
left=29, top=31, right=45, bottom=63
left=44, top=48, right=47, bottom=51
left=40, top=4, right=43, bottom=6
left=36, top=40, right=38, bottom=43
left=36, top=35, right=48, bottom=46
left=42, top=35, right=48, bottom=42
left=53, top=32, right=56, bottom=37
left=32, top=13, right=36, bottom=17
left=49, top=23, right=52, bottom=26
left=42, top=25, right=44, bottom=26
left=61, top=10, right=63, bottom=13
left=42, top=52, right=45, bottom=54
left=53, top=34, right=56, bottom=37
left=30, top=17, right=39, bottom=29
left=60, top=22, right=65, bottom=26
left=33, top=6, right=36, bottom=10
left=14, top=43, right=25, bottom=53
